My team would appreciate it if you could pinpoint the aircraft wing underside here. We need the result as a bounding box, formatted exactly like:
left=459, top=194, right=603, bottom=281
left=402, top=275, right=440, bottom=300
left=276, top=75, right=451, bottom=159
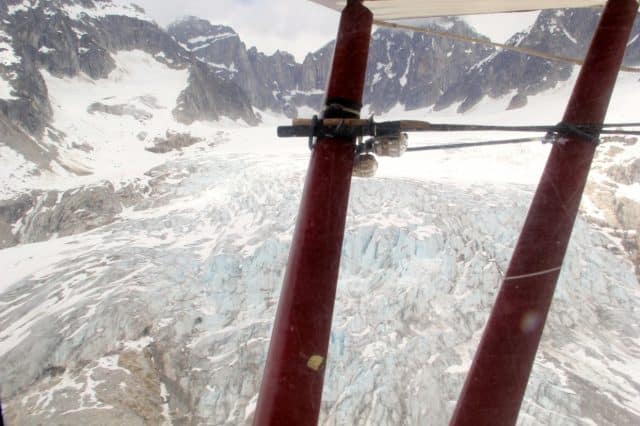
left=309, top=0, right=607, bottom=20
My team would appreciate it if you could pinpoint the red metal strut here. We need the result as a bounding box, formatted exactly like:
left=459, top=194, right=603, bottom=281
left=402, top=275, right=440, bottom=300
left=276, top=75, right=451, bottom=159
left=253, top=2, right=372, bottom=425
left=450, top=1, right=639, bottom=425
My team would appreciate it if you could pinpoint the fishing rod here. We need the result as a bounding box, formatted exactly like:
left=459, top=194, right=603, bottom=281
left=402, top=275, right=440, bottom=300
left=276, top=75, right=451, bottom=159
left=277, top=117, right=640, bottom=140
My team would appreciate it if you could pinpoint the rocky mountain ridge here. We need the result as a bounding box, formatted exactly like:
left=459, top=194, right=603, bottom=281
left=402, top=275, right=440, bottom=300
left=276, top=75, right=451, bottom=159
left=168, top=9, right=640, bottom=116
left=167, top=15, right=494, bottom=116
left=1, top=1, right=638, bottom=148
left=0, top=0, right=257, bottom=163
left=436, top=8, right=640, bottom=112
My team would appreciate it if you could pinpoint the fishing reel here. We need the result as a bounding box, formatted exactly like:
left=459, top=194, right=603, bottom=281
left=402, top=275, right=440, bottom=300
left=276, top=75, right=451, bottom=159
left=353, top=133, right=408, bottom=178
left=352, top=153, right=378, bottom=178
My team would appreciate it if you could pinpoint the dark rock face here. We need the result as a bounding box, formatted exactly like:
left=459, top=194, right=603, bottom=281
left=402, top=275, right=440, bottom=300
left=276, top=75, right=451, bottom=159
left=0, top=0, right=258, bottom=145
left=168, top=17, right=300, bottom=116
left=607, top=158, right=640, bottom=186
left=624, top=18, right=640, bottom=65
left=507, top=93, right=528, bottom=110
left=166, top=9, right=637, bottom=117
left=167, top=16, right=494, bottom=117
left=364, top=19, right=494, bottom=113
left=174, top=60, right=258, bottom=125
left=436, top=9, right=640, bottom=112
left=0, top=112, right=55, bottom=170
left=0, top=41, right=53, bottom=137
left=1, top=182, right=123, bottom=247
left=167, top=19, right=244, bottom=76
left=167, top=11, right=639, bottom=117
left=299, top=42, right=333, bottom=93
left=0, top=193, right=34, bottom=243
left=78, top=44, right=116, bottom=79
left=145, top=130, right=204, bottom=153
left=0, top=219, right=16, bottom=248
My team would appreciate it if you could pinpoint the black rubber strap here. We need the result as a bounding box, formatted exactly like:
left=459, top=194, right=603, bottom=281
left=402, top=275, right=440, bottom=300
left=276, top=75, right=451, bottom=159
left=323, top=97, right=362, bottom=119
left=548, top=122, right=600, bottom=144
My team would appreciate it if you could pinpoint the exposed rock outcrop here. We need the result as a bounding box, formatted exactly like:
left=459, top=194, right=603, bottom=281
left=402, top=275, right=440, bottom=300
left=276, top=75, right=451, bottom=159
left=585, top=137, right=640, bottom=276
left=146, top=130, right=204, bottom=153
left=507, top=93, right=528, bottom=110
left=1, top=181, right=123, bottom=247
left=167, top=16, right=494, bottom=116
left=173, top=60, right=258, bottom=125
left=607, top=158, right=640, bottom=186
left=0, top=0, right=258, bottom=144
left=436, top=9, right=640, bottom=112
left=168, top=17, right=300, bottom=116
left=167, top=11, right=640, bottom=116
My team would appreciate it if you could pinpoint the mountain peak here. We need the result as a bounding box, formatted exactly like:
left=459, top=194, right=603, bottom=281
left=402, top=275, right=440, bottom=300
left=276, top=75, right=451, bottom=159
left=4, top=0, right=152, bottom=22
left=167, top=16, right=239, bottom=55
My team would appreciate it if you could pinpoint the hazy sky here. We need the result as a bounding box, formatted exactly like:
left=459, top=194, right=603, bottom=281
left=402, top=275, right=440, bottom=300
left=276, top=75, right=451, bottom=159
left=115, top=1, right=539, bottom=61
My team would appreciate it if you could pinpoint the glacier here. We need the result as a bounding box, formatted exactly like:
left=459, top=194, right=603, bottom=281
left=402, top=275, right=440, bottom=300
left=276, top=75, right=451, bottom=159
left=1, top=130, right=639, bottom=424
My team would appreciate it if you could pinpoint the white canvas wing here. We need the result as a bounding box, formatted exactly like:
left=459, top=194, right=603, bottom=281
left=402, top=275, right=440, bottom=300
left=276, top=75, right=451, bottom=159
left=309, top=0, right=607, bottom=20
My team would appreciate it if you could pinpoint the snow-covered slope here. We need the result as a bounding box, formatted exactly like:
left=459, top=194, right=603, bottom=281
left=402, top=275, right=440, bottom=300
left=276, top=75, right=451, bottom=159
left=0, top=48, right=256, bottom=199
left=0, top=0, right=257, bottom=197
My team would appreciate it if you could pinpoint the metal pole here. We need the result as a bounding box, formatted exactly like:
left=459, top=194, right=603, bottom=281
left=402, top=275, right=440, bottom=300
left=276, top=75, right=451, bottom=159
left=253, top=2, right=372, bottom=425
left=450, top=1, right=639, bottom=425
